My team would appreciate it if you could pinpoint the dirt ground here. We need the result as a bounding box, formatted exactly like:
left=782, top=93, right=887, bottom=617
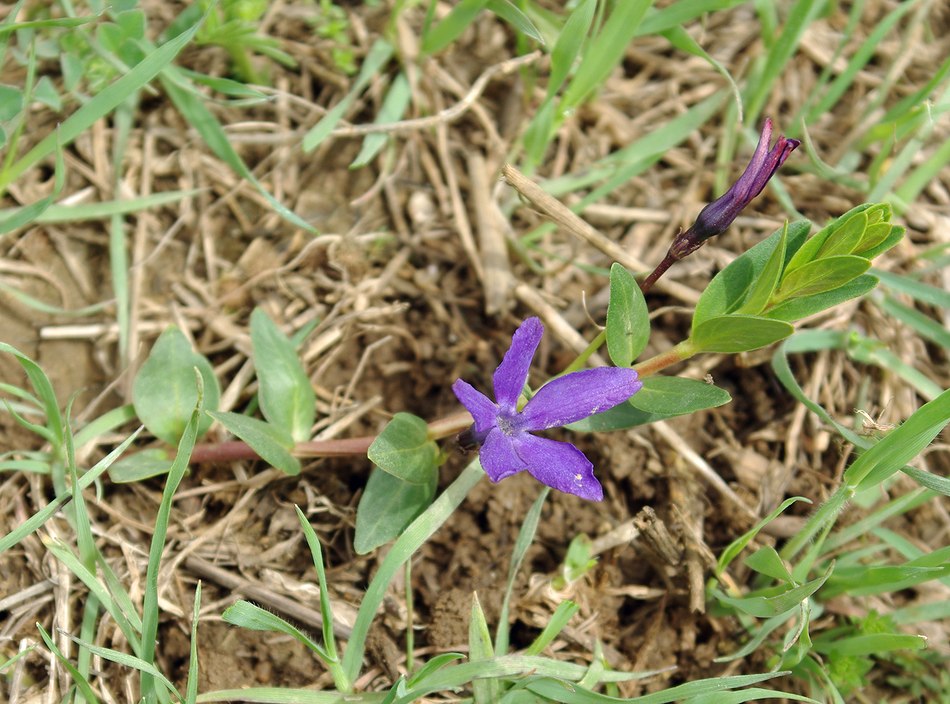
left=1, top=1, right=949, bottom=701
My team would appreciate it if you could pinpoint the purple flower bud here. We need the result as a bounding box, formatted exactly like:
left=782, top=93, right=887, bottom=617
left=670, top=118, right=800, bottom=260
left=453, top=317, right=643, bottom=501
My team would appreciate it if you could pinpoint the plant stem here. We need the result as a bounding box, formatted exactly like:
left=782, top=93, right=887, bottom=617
left=633, top=339, right=697, bottom=377
left=639, top=252, right=678, bottom=293
left=187, top=411, right=473, bottom=464
left=561, top=330, right=606, bottom=375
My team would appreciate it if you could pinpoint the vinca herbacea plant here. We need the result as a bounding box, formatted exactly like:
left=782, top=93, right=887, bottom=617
left=2, top=3, right=950, bottom=701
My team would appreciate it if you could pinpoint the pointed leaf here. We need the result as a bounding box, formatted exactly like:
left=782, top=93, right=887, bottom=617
left=718, top=566, right=832, bottom=619
left=774, top=255, right=870, bottom=302
left=693, top=221, right=810, bottom=329
left=815, top=210, right=867, bottom=258
left=222, top=600, right=331, bottom=661
left=350, top=72, right=411, bottom=168
left=628, top=375, right=730, bottom=415
left=735, top=222, right=788, bottom=315
left=765, top=274, right=878, bottom=322
left=302, top=39, right=394, bottom=152
left=486, top=0, right=543, bottom=44
left=208, top=411, right=300, bottom=476
left=250, top=309, right=315, bottom=442
left=744, top=546, right=793, bottom=583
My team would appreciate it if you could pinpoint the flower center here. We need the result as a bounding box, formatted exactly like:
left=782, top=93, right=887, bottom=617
left=496, top=415, right=517, bottom=436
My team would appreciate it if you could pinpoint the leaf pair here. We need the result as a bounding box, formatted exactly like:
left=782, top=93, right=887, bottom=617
left=124, top=309, right=315, bottom=479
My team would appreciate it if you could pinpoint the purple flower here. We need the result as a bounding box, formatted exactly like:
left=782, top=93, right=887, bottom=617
left=452, top=317, right=643, bottom=501
left=670, top=118, right=800, bottom=260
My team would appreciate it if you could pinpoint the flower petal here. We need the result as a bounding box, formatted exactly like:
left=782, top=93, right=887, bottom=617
left=492, top=317, right=543, bottom=411
left=514, top=433, right=603, bottom=501
left=479, top=427, right=527, bottom=482
left=520, top=367, right=642, bottom=431
left=452, top=379, right=498, bottom=434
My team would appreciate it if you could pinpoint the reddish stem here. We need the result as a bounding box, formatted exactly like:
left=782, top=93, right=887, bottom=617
left=639, top=252, right=677, bottom=294
left=187, top=411, right=474, bottom=464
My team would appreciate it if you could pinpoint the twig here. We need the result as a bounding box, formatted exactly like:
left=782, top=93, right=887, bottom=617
left=329, top=52, right=542, bottom=137
left=501, top=164, right=701, bottom=305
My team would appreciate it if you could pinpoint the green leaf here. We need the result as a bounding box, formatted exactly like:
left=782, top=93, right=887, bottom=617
left=814, top=633, right=927, bottom=658
left=718, top=565, right=832, bottom=619
left=422, top=0, right=487, bottom=55
left=159, top=71, right=315, bottom=233
left=131, top=327, right=220, bottom=444
left=858, top=224, right=904, bottom=261
left=295, top=506, right=340, bottom=664
left=485, top=0, right=543, bottom=44
left=692, top=221, right=810, bottom=328
left=784, top=203, right=879, bottom=275
left=0, top=135, right=66, bottom=235
left=302, top=38, right=393, bottom=152
left=773, top=255, right=870, bottom=302
left=0, top=84, right=23, bottom=120
left=354, top=466, right=436, bottom=554
left=814, top=210, right=867, bottom=259
left=691, top=315, right=794, bottom=354
left=468, top=594, right=499, bottom=703
left=222, top=600, right=331, bottom=662
left=628, top=375, right=731, bottom=415
left=735, top=222, right=788, bottom=315
left=715, top=496, right=810, bottom=576
left=744, top=546, right=793, bottom=583
left=250, top=309, right=315, bottom=442
left=107, top=448, right=173, bottom=483
left=367, top=412, right=439, bottom=484
left=873, top=267, right=950, bottom=309
left=208, top=411, right=300, bottom=476
left=569, top=376, right=730, bottom=432
left=559, top=0, right=652, bottom=113
left=545, top=0, right=596, bottom=100
left=0, top=15, right=203, bottom=192
left=848, top=387, right=950, bottom=491
left=606, top=263, right=649, bottom=366
left=764, top=274, right=878, bottom=322
left=350, top=72, right=411, bottom=168
left=523, top=600, right=579, bottom=657
left=901, top=465, right=950, bottom=497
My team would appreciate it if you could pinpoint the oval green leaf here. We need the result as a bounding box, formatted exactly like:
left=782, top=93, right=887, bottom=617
left=765, top=274, right=878, bottom=322
left=132, top=327, right=220, bottom=444
left=367, top=412, right=439, bottom=484
left=774, top=255, right=870, bottom=302
left=628, top=375, right=731, bottom=415
left=606, top=262, right=649, bottom=366
left=250, top=308, right=315, bottom=443
left=691, top=315, right=794, bottom=354
left=568, top=375, right=730, bottom=432
left=354, top=466, right=437, bottom=554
